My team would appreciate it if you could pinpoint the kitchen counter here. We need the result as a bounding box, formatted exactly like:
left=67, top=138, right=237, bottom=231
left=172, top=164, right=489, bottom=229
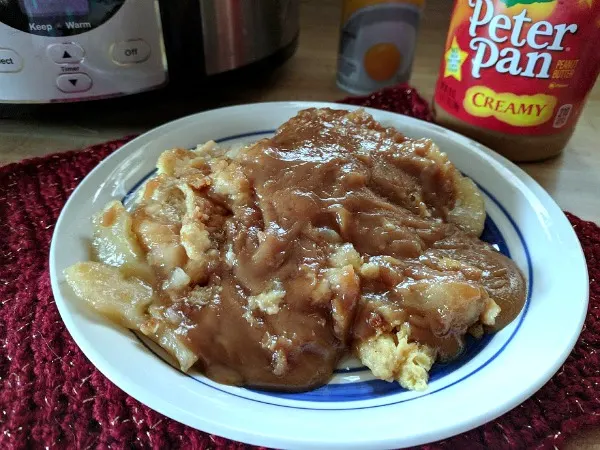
left=1, top=0, right=598, bottom=447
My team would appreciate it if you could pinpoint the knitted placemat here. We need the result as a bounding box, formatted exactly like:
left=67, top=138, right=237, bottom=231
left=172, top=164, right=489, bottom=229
left=1, top=86, right=598, bottom=449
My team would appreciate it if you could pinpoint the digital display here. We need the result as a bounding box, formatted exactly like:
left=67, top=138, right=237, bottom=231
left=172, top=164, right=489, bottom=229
left=20, top=0, right=89, bottom=17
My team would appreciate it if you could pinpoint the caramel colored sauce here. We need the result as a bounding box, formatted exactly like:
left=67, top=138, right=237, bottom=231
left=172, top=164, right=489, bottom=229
left=125, top=108, right=527, bottom=391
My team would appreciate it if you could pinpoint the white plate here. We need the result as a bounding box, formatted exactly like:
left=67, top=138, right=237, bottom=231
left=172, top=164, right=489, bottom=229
left=50, top=102, right=588, bottom=449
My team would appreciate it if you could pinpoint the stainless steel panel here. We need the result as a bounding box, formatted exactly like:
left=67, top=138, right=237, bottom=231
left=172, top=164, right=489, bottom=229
left=199, top=0, right=299, bottom=75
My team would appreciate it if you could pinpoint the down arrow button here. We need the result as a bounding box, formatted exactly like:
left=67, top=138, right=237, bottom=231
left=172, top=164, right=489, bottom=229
left=57, top=73, right=92, bottom=93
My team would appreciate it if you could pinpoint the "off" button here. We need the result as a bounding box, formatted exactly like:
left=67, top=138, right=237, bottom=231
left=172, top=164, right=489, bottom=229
left=111, top=40, right=151, bottom=65
left=0, top=48, right=23, bottom=73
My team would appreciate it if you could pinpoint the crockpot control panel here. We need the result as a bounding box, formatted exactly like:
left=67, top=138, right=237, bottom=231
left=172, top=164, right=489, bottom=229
left=0, top=0, right=167, bottom=103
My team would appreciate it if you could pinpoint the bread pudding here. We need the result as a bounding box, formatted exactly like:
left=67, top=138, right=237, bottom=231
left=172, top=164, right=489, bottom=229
left=65, top=108, right=526, bottom=391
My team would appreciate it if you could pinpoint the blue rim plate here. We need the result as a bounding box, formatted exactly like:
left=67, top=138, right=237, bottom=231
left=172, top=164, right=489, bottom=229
left=50, top=102, right=588, bottom=449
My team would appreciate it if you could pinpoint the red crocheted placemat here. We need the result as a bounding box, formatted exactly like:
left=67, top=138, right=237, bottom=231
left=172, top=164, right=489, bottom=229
left=1, top=86, right=598, bottom=449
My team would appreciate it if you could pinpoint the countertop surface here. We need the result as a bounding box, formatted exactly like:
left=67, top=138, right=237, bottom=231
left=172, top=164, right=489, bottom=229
left=1, top=0, right=598, bottom=447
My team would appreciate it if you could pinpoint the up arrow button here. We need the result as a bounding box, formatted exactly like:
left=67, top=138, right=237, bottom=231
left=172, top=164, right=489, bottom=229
left=47, top=43, right=84, bottom=64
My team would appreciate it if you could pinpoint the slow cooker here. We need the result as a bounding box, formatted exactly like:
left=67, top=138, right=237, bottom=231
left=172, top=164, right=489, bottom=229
left=0, top=0, right=299, bottom=104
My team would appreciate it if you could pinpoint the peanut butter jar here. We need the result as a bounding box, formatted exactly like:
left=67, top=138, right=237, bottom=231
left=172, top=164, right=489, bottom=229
left=433, top=0, right=600, bottom=162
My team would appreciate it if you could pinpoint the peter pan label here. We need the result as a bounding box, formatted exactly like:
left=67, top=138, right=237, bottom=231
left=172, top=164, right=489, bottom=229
left=434, top=0, right=600, bottom=136
left=469, top=0, right=578, bottom=79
